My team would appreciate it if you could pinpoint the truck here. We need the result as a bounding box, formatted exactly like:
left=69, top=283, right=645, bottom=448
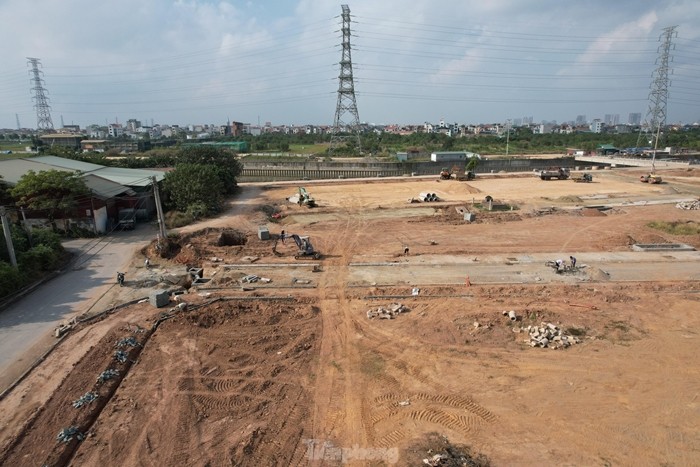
left=537, top=167, right=570, bottom=180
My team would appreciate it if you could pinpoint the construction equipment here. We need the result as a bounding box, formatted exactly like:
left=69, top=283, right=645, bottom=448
left=640, top=173, right=662, bottom=184
left=571, top=173, right=593, bottom=183
left=290, top=234, right=321, bottom=260
left=439, top=165, right=475, bottom=181
left=298, top=187, right=316, bottom=207
left=537, top=167, right=570, bottom=180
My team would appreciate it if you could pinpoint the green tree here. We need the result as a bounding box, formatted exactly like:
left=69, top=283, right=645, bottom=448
left=177, top=146, right=242, bottom=194
left=10, top=170, right=89, bottom=231
left=161, top=163, right=225, bottom=215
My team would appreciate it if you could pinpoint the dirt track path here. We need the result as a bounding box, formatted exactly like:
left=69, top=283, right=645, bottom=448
left=311, top=199, right=367, bottom=460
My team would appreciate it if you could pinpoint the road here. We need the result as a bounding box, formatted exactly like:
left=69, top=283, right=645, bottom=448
left=0, top=225, right=155, bottom=391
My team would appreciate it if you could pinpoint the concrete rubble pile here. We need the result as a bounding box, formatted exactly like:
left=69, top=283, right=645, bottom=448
left=521, top=322, right=581, bottom=349
left=676, top=199, right=700, bottom=210
left=367, top=303, right=409, bottom=320
left=241, top=274, right=271, bottom=284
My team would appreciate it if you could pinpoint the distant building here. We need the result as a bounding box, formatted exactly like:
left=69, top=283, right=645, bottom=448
left=430, top=151, right=480, bottom=162
left=628, top=112, right=642, bottom=125
left=590, top=120, right=603, bottom=134
left=39, top=133, right=84, bottom=149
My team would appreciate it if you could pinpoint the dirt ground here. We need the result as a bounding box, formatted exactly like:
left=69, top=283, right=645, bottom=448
left=1, top=166, right=700, bottom=466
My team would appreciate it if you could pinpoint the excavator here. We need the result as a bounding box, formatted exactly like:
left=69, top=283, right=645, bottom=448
left=273, top=233, right=321, bottom=260
left=297, top=187, right=316, bottom=207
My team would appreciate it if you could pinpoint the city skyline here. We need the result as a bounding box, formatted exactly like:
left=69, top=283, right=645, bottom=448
left=1, top=0, right=699, bottom=130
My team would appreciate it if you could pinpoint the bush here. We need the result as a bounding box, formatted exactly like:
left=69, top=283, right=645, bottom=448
left=164, top=210, right=194, bottom=228
left=31, top=228, right=63, bottom=251
left=0, top=261, right=26, bottom=298
left=19, top=244, right=60, bottom=272
left=186, top=202, right=209, bottom=220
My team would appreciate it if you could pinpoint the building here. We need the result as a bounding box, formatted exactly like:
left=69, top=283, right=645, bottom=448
left=39, top=133, right=84, bottom=149
left=430, top=151, right=480, bottom=162
left=0, top=156, right=165, bottom=233
left=628, top=113, right=642, bottom=125
left=590, top=120, right=604, bottom=134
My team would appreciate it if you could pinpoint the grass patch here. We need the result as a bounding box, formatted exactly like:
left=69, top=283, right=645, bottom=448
left=289, top=143, right=328, bottom=154
left=647, top=220, right=700, bottom=236
left=360, top=353, right=385, bottom=376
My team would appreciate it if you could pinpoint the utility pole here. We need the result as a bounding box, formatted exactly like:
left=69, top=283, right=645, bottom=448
left=27, top=57, right=54, bottom=132
left=330, top=4, right=362, bottom=154
left=0, top=207, right=18, bottom=268
left=151, top=176, right=167, bottom=242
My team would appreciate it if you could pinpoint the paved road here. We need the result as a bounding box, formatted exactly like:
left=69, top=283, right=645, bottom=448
left=0, top=225, right=155, bottom=389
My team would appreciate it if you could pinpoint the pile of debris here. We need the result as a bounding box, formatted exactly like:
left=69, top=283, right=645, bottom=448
left=676, top=199, right=700, bottom=210
left=367, top=303, right=409, bottom=320
left=240, top=274, right=271, bottom=284
left=522, top=322, right=581, bottom=349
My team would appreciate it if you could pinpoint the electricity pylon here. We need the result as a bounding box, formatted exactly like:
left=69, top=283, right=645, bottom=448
left=330, top=4, right=361, bottom=154
left=27, top=57, right=55, bottom=132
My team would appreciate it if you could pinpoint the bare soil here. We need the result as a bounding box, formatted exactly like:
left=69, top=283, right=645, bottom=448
left=1, top=167, right=700, bottom=466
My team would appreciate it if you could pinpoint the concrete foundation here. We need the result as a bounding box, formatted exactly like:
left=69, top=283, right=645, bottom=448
left=149, top=290, right=170, bottom=308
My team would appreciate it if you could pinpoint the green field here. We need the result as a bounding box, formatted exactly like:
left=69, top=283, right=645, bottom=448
left=289, top=143, right=328, bottom=154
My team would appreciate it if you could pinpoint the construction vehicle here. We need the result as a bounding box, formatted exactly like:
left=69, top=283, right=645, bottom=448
left=298, top=187, right=316, bottom=207
left=537, top=167, right=570, bottom=180
left=290, top=234, right=321, bottom=260
left=273, top=233, right=321, bottom=260
left=571, top=173, right=593, bottom=183
left=440, top=165, right=475, bottom=181
left=640, top=173, right=662, bottom=184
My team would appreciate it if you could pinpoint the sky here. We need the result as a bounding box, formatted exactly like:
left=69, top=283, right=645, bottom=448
left=1, top=0, right=699, bottom=130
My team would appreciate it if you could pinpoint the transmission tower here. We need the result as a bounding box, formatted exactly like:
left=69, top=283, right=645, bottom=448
left=27, top=57, right=55, bottom=132
left=638, top=26, right=677, bottom=161
left=330, top=4, right=361, bottom=154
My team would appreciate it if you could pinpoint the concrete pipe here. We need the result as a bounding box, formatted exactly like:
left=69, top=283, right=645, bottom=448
left=419, top=192, right=432, bottom=202
left=508, top=310, right=517, bottom=321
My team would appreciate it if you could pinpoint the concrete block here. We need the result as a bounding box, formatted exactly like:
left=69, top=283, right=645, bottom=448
left=258, top=225, right=270, bottom=240
left=149, top=289, right=170, bottom=308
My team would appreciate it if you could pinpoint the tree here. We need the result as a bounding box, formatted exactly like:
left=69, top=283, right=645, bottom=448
left=161, top=163, right=225, bottom=215
left=10, top=170, right=89, bottom=231
left=177, top=146, right=242, bottom=194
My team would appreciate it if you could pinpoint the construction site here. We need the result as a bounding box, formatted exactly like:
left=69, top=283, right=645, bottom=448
left=0, top=165, right=699, bottom=466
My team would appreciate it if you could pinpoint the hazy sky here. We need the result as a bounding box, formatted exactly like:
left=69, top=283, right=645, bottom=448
left=1, top=0, right=699, bottom=130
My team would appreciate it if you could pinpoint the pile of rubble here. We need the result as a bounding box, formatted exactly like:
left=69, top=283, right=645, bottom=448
left=367, top=303, right=409, bottom=320
left=521, top=322, right=581, bottom=349
left=676, top=199, right=700, bottom=210
left=240, top=274, right=271, bottom=284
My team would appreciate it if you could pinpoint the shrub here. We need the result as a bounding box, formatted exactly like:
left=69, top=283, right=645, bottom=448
left=0, top=261, right=26, bottom=298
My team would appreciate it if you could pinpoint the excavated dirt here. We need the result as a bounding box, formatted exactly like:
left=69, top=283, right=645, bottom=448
left=1, top=168, right=700, bottom=466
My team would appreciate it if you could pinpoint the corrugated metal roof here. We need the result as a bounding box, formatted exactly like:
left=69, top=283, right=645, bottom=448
left=0, top=156, right=163, bottom=196
left=0, top=158, right=74, bottom=184
left=32, top=155, right=108, bottom=173
left=82, top=174, right=135, bottom=199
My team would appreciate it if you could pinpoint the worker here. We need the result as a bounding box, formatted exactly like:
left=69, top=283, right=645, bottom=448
left=570, top=256, right=577, bottom=268
left=280, top=230, right=286, bottom=244
left=555, top=259, right=564, bottom=271
left=144, top=258, right=150, bottom=268
left=404, top=246, right=410, bottom=256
